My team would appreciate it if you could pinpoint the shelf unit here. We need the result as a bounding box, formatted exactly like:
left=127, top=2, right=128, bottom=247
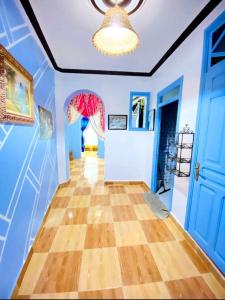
left=166, top=126, right=194, bottom=177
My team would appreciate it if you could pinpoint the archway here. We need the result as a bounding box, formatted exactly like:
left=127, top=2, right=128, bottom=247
left=64, top=89, right=105, bottom=174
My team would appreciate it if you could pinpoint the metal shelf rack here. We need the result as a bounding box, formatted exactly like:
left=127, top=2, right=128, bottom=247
left=166, top=124, right=194, bottom=177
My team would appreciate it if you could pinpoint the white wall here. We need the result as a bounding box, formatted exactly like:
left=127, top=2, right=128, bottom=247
left=55, top=73, right=151, bottom=183
left=144, top=1, right=225, bottom=226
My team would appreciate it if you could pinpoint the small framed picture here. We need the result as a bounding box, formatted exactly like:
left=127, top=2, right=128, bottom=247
left=38, top=106, right=53, bottom=139
left=149, top=109, right=155, bottom=131
left=108, top=114, right=127, bottom=130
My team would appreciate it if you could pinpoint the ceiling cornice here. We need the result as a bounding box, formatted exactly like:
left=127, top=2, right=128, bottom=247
left=20, top=0, right=222, bottom=77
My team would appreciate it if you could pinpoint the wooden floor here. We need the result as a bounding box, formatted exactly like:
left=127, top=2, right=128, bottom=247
left=14, top=152, right=225, bottom=299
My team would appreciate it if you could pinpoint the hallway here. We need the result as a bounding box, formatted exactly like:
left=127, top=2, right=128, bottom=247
left=14, top=153, right=225, bottom=299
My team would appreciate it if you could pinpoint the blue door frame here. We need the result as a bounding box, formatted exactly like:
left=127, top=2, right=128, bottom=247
left=185, top=10, right=225, bottom=231
left=151, top=76, right=183, bottom=211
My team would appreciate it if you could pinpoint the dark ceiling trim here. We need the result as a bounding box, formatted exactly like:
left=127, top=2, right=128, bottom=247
left=20, top=0, right=148, bottom=77
left=56, top=66, right=148, bottom=76
left=20, top=0, right=222, bottom=77
left=149, top=0, right=222, bottom=76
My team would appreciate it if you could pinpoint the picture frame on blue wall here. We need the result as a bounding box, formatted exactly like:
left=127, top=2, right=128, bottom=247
left=0, top=44, right=34, bottom=124
left=38, top=106, right=53, bottom=139
left=149, top=109, right=155, bottom=131
left=108, top=114, right=127, bottom=130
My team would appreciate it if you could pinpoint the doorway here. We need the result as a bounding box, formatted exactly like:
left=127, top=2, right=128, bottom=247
left=151, top=77, right=183, bottom=211
left=186, top=11, right=225, bottom=274
left=156, top=101, right=178, bottom=209
left=82, top=117, right=98, bottom=154
left=65, top=90, right=105, bottom=178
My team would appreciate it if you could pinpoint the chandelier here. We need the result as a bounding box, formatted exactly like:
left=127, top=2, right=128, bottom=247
left=92, top=4, right=139, bottom=56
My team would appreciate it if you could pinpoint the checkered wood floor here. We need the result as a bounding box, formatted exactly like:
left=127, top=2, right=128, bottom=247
left=14, top=152, right=225, bottom=299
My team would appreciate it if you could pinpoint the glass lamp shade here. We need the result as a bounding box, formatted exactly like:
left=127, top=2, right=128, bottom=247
left=92, top=5, right=139, bottom=56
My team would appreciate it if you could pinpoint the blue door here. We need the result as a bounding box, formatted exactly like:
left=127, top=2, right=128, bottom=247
left=188, top=12, right=225, bottom=274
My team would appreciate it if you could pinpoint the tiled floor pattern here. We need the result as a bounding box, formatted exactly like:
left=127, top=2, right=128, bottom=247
left=15, top=152, right=225, bottom=299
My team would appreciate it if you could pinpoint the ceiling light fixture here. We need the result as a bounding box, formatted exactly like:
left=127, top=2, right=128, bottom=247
left=92, top=4, right=139, bottom=56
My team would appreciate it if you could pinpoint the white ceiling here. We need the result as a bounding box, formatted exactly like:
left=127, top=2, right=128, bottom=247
left=29, top=0, right=209, bottom=72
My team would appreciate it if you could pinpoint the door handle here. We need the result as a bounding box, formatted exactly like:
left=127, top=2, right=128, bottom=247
left=195, top=162, right=200, bottom=181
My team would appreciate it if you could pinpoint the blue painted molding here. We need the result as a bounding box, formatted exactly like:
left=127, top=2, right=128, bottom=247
left=150, top=76, right=184, bottom=211
left=0, top=1, right=58, bottom=298
left=184, top=10, right=225, bottom=230
left=129, top=91, right=150, bottom=131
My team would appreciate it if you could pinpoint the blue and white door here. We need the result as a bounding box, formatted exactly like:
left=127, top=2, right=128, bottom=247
left=188, top=12, right=225, bottom=274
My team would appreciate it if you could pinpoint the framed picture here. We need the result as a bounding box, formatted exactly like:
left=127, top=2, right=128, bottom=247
left=0, top=44, right=34, bottom=124
left=108, top=114, right=127, bottom=130
left=129, top=91, right=150, bottom=131
left=38, top=106, right=53, bottom=139
left=149, top=109, right=155, bottom=131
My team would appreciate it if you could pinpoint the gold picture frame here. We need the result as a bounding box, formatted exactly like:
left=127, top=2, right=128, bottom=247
left=0, top=44, right=34, bottom=124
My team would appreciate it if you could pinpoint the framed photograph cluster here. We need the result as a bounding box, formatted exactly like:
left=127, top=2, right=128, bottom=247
left=0, top=44, right=54, bottom=140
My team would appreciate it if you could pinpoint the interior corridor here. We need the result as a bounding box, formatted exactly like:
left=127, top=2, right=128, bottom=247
left=14, top=153, right=225, bottom=299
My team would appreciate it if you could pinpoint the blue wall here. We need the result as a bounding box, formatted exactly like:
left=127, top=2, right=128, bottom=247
left=0, top=0, right=58, bottom=298
left=67, top=120, right=105, bottom=160
left=68, top=118, right=82, bottom=159
left=98, top=139, right=105, bottom=158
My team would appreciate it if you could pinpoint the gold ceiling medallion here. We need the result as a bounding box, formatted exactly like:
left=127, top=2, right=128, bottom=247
left=92, top=4, right=140, bottom=56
